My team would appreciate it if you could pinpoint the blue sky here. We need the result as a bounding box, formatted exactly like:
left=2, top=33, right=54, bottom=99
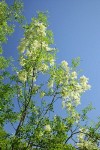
left=5, top=0, right=100, bottom=122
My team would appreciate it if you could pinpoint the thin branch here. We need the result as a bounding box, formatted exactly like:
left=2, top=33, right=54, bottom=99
left=65, top=131, right=80, bottom=143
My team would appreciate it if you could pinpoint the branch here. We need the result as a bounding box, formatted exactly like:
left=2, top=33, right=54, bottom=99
left=15, top=68, right=35, bottom=136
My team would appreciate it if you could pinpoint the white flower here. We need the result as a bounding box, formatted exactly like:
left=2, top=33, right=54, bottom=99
left=18, top=70, right=27, bottom=82
left=39, top=23, right=46, bottom=31
left=50, top=58, right=55, bottom=66
left=42, top=41, right=48, bottom=48
left=80, top=75, right=91, bottom=91
left=71, top=71, right=77, bottom=79
left=75, top=98, right=81, bottom=106
left=35, top=22, right=46, bottom=36
left=61, top=60, right=69, bottom=70
left=33, top=40, right=41, bottom=50
left=20, top=57, right=26, bottom=66
left=77, top=132, right=84, bottom=141
left=40, top=63, right=49, bottom=72
left=77, top=140, right=98, bottom=150
left=44, top=124, right=51, bottom=132
left=77, top=142, right=84, bottom=148
left=80, top=75, right=88, bottom=83
left=66, top=102, right=72, bottom=109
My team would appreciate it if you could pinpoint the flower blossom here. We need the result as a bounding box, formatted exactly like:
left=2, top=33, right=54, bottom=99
left=61, top=60, right=69, bottom=71
left=17, top=70, right=27, bottom=82
left=44, top=124, right=51, bottom=132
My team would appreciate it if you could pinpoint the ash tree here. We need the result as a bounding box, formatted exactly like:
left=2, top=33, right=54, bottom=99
left=0, top=1, right=100, bottom=150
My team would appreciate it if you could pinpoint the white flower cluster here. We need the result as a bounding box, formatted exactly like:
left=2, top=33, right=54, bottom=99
left=71, top=71, right=77, bottom=79
left=64, top=101, right=80, bottom=123
left=61, top=60, right=69, bottom=72
left=48, top=60, right=91, bottom=123
left=34, top=21, right=47, bottom=36
left=17, top=70, right=27, bottom=82
left=77, top=128, right=98, bottom=150
left=60, top=61, right=91, bottom=109
left=17, top=16, right=56, bottom=82
left=77, top=141, right=98, bottom=150
left=80, top=75, right=91, bottom=90
left=77, top=128, right=87, bottom=141
left=38, top=63, right=49, bottom=73
left=44, top=124, right=51, bottom=132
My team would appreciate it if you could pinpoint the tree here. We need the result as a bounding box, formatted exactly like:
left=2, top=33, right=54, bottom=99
left=0, top=1, right=100, bottom=150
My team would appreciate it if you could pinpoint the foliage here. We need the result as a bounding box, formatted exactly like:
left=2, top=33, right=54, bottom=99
left=0, top=1, right=100, bottom=150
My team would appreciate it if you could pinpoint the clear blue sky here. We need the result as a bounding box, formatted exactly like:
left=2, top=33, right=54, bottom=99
left=5, top=0, right=100, bottom=122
